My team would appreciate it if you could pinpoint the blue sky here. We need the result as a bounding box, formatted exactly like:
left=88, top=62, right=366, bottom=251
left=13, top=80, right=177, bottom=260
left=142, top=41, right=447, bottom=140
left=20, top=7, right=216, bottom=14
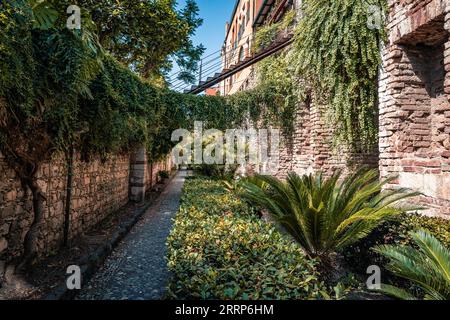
left=171, top=0, right=236, bottom=88
left=179, top=0, right=235, bottom=56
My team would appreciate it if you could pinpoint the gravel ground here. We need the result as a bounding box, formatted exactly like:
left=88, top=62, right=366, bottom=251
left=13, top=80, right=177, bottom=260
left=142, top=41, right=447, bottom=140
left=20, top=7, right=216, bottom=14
left=76, top=171, right=187, bottom=300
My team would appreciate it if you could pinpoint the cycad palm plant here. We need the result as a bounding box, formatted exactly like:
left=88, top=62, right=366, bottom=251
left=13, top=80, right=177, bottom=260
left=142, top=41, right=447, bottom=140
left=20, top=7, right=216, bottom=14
left=374, top=230, right=450, bottom=300
left=239, top=168, right=420, bottom=261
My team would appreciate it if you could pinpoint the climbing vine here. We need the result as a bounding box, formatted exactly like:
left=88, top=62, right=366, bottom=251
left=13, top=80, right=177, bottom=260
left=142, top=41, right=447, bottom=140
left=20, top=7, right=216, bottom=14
left=215, top=2, right=387, bottom=149
left=220, top=11, right=304, bottom=137
left=290, top=0, right=387, bottom=150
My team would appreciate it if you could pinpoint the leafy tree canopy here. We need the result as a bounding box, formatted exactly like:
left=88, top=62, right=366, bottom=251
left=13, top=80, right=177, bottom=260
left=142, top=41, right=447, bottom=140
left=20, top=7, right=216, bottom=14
left=29, top=0, right=205, bottom=85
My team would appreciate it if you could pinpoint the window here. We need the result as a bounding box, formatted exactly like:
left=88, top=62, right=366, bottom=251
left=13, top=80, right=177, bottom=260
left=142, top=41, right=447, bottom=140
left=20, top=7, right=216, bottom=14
left=246, top=2, right=250, bottom=25
left=239, top=46, right=245, bottom=62
left=238, top=20, right=244, bottom=42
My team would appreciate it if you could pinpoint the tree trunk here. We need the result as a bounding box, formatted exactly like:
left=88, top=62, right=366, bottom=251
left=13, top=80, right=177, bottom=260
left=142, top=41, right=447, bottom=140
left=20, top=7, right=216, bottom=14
left=63, top=146, right=74, bottom=247
left=19, top=179, right=46, bottom=269
left=150, top=162, right=154, bottom=188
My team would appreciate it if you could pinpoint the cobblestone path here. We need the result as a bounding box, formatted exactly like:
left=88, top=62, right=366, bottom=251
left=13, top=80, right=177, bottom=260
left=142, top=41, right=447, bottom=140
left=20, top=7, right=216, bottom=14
left=76, top=171, right=186, bottom=300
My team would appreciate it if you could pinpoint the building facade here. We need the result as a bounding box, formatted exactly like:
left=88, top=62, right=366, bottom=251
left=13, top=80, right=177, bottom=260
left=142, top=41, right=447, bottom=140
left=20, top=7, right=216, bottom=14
left=220, top=0, right=262, bottom=96
left=205, top=87, right=220, bottom=96
left=219, top=0, right=298, bottom=95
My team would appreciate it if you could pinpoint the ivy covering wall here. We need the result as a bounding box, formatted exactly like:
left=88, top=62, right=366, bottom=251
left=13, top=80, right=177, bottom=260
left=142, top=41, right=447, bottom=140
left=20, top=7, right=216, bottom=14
left=0, top=1, right=233, bottom=265
left=290, top=0, right=387, bottom=150
left=225, top=0, right=387, bottom=150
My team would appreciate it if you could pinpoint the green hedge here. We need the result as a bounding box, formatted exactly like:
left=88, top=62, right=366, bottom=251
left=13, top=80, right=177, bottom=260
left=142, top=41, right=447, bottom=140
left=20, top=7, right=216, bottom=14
left=167, top=177, right=327, bottom=300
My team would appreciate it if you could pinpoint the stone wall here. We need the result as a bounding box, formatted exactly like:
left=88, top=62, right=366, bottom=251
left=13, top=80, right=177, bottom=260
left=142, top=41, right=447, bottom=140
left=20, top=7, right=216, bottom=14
left=145, top=156, right=173, bottom=193
left=291, top=102, right=314, bottom=176
left=0, top=149, right=173, bottom=262
left=379, top=0, right=450, bottom=217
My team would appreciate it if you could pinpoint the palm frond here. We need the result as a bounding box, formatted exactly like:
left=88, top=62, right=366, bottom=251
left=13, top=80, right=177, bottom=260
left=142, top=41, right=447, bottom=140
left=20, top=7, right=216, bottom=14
left=375, top=230, right=450, bottom=300
left=410, top=230, right=450, bottom=281
left=377, top=284, right=417, bottom=300
left=29, top=0, right=58, bottom=30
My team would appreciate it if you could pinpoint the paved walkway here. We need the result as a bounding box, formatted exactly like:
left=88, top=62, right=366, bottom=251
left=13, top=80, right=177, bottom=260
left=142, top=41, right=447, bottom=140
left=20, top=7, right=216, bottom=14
left=77, top=171, right=187, bottom=300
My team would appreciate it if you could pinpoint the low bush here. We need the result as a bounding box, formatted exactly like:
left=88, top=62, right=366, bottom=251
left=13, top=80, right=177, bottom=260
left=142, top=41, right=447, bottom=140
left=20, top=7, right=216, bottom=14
left=391, top=213, right=450, bottom=246
left=181, top=178, right=257, bottom=217
left=193, top=164, right=238, bottom=180
left=167, top=177, right=327, bottom=300
left=343, top=213, right=450, bottom=275
left=158, top=170, right=170, bottom=180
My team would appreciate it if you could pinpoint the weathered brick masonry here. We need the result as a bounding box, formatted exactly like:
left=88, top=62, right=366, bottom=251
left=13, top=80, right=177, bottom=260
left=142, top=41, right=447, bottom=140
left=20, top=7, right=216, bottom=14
left=273, top=98, right=379, bottom=179
left=0, top=150, right=173, bottom=261
left=379, top=0, right=450, bottom=217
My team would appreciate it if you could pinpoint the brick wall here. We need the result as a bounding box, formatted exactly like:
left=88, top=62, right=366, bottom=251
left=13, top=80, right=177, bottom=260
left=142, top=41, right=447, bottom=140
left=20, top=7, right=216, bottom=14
left=291, top=103, right=314, bottom=176
left=0, top=149, right=173, bottom=261
left=379, top=0, right=450, bottom=217
left=273, top=96, right=379, bottom=179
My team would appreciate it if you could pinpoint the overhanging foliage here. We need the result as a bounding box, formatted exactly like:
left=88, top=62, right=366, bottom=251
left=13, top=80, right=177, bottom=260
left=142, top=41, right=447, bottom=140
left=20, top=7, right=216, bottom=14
left=291, top=0, right=387, bottom=150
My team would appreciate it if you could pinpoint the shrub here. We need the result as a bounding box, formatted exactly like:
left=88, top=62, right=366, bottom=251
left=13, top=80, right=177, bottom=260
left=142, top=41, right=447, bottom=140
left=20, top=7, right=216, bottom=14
left=180, top=177, right=255, bottom=217
left=391, top=213, right=450, bottom=247
left=343, top=213, right=450, bottom=275
left=167, top=178, right=327, bottom=300
left=158, top=170, right=170, bottom=180
left=374, top=230, right=450, bottom=300
left=238, top=168, right=419, bottom=263
left=193, top=164, right=238, bottom=180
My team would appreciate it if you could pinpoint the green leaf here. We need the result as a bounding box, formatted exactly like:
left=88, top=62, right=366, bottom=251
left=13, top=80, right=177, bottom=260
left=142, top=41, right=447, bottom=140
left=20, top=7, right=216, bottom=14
left=30, top=0, right=58, bottom=30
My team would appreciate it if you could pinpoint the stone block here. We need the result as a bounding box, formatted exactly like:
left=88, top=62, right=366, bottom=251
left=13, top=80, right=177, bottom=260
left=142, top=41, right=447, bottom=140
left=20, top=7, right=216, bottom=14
left=0, top=260, right=5, bottom=276
left=5, top=190, right=17, bottom=201
left=0, top=223, right=10, bottom=236
left=0, top=238, right=8, bottom=253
